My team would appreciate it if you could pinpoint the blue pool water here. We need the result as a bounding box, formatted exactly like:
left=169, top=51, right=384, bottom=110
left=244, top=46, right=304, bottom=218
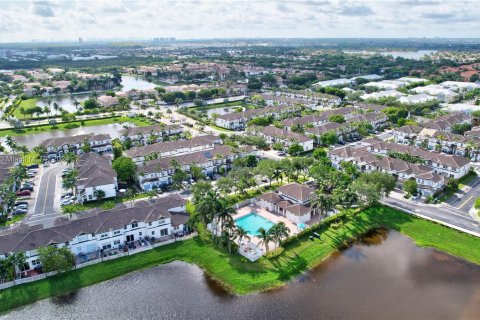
left=235, top=213, right=275, bottom=236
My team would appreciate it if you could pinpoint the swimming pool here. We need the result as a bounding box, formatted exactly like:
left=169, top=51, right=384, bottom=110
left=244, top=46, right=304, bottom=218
left=235, top=213, right=275, bottom=236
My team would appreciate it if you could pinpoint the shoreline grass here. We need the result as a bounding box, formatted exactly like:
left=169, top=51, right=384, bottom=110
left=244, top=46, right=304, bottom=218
left=0, top=116, right=152, bottom=138
left=1, top=205, right=480, bottom=312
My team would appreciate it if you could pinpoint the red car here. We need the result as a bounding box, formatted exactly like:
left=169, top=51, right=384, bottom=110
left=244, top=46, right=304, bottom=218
left=16, top=190, right=31, bottom=197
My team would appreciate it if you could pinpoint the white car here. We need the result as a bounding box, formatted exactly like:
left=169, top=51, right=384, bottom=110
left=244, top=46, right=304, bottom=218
left=61, top=199, right=74, bottom=206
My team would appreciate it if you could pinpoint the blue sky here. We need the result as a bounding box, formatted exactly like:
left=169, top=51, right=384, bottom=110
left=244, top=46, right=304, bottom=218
left=0, top=0, right=479, bottom=42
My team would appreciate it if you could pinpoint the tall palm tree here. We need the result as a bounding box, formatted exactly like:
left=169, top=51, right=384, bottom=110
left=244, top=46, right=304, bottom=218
left=270, top=222, right=290, bottom=248
left=62, top=152, right=79, bottom=168
left=311, top=192, right=334, bottom=218
left=236, top=226, right=250, bottom=246
left=53, top=102, right=59, bottom=115
left=215, top=200, right=235, bottom=233
left=257, top=227, right=273, bottom=253
left=73, top=99, right=80, bottom=112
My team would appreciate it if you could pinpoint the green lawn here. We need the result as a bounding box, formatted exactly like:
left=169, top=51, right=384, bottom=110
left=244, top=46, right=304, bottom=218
left=0, top=116, right=152, bottom=138
left=0, top=214, right=26, bottom=227
left=459, top=172, right=477, bottom=189
left=2, top=205, right=480, bottom=312
left=14, top=99, right=39, bottom=118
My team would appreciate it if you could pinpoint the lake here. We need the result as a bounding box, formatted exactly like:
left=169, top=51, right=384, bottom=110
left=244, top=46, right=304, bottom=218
left=34, top=76, right=156, bottom=113
left=2, top=229, right=480, bottom=320
left=1, top=123, right=133, bottom=149
left=120, top=75, right=156, bottom=92
left=344, top=50, right=436, bottom=60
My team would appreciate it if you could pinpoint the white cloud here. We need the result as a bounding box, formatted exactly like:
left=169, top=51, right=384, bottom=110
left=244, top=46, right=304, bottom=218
left=0, top=0, right=478, bottom=42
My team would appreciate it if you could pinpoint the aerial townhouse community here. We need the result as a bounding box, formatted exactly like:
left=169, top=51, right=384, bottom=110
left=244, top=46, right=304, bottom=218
left=40, top=134, right=113, bottom=160
left=0, top=195, right=188, bottom=274
left=1, top=62, right=480, bottom=296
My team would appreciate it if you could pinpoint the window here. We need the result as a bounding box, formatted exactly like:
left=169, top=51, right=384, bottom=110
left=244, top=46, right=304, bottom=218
left=100, top=233, right=108, bottom=239
left=139, top=232, right=142, bottom=236
left=113, top=240, right=120, bottom=245
left=148, top=222, right=152, bottom=226
left=88, top=195, right=93, bottom=200
left=113, top=230, right=121, bottom=235
left=160, top=228, right=168, bottom=236
left=124, top=225, right=127, bottom=229
left=131, top=222, right=138, bottom=228
left=151, top=231, right=155, bottom=235
left=32, top=259, right=41, bottom=266
left=158, top=218, right=165, bottom=225
left=173, top=226, right=179, bottom=230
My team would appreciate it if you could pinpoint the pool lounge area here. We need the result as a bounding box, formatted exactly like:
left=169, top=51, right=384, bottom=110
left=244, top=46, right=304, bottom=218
left=235, top=212, right=275, bottom=236
left=232, top=204, right=301, bottom=261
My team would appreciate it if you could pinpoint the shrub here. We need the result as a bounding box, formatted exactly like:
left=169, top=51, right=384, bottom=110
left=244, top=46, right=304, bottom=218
left=475, top=198, right=480, bottom=209
left=265, top=247, right=284, bottom=259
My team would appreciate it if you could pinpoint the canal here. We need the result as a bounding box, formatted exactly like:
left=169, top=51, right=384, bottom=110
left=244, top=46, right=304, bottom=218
left=2, top=230, right=479, bottom=320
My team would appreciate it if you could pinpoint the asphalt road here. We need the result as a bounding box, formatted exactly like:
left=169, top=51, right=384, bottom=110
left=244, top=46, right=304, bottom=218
left=26, top=163, right=65, bottom=226
left=445, top=176, right=480, bottom=213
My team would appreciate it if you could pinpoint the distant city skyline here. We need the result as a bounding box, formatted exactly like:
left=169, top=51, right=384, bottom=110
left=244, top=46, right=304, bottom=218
left=0, top=0, right=479, bottom=43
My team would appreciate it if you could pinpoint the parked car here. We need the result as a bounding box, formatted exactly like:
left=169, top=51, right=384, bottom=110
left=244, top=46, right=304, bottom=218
left=15, top=204, right=28, bottom=210
left=16, top=190, right=31, bottom=197
left=61, top=192, right=73, bottom=198
left=277, top=151, right=286, bottom=156
left=20, top=186, right=34, bottom=192
left=12, top=208, right=28, bottom=215
left=61, top=199, right=74, bottom=206
left=412, top=193, right=421, bottom=200
left=28, top=169, right=38, bottom=174
left=27, top=164, right=39, bottom=169
left=27, top=173, right=35, bottom=178
left=50, top=158, right=56, bottom=164
left=15, top=201, right=28, bottom=206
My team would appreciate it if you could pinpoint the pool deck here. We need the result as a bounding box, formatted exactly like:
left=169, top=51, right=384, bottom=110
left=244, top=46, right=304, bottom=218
left=233, top=204, right=302, bottom=258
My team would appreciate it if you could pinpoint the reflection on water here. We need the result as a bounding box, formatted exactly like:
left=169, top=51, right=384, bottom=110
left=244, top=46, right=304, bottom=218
left=36, top=94, right=90, bottom=113
left=1, top=123, right=132, bottom=149
left=120, top=75, right=156, bottom=92
left=2, top=230, right=480, bottom=320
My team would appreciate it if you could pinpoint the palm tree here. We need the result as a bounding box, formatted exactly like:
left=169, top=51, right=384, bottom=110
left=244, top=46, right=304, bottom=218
left=257, top=227, right=273, bottom=253
left=62, top=152, right=78, bottom=168
left=195, top=190, right=220, bottom=227
left=53, top=102, right=59, bottom=115
left=62, top=169, right=78, bottom=196
left=73, top=99, right=80, bottom=112
left=311, top=192, right=334, bottom=218
left=270, top=222, right=290, bottom=248
left=236, top=226, right=250, bottom=246
left=93, top=189, right=106, bottom=201
left=215, top=200, right=235, bottom=233
left=4, top=136, right=17, bottom=153
left=125, top=188, right=135, bottom=206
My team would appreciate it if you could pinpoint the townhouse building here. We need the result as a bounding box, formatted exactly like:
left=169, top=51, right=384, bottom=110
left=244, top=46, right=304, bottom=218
left=305, top=122, right=359, bottom=142
left=119, top=124, right=184, bottom=146
left=364, top=139, right=470, bottom=179
left=124, top=135, right=221, bottom=165
left=0, top=195, right=187, bottom=271
left=76, top=153, right=118, bottom=202
left=328, top=146, right=445, bottom=196
left=137, top=145, right=252, bottom=191
left=215, top=105, right=301, bottom=130
left=281, top=107, right=357, bottom=129
left=256, top=126, right=314, bottom=152
left=40, top=134, right=113, bottom=160
left=348, top=112, right=389, bottom=130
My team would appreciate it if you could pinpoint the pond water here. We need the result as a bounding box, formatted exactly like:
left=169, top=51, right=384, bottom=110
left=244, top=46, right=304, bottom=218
left=344, top=50, right=436, bottom=60
left=197, top=105, right=244, bottom=117
left=3, top=229, right=480, bottom=320
left=33, top=76, right=155, bottom=113
left=120, top=75, right=156, bottom=92
left=36, top=94, right=90, bottom=113
left=1, top=123, right=133, bottom=149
